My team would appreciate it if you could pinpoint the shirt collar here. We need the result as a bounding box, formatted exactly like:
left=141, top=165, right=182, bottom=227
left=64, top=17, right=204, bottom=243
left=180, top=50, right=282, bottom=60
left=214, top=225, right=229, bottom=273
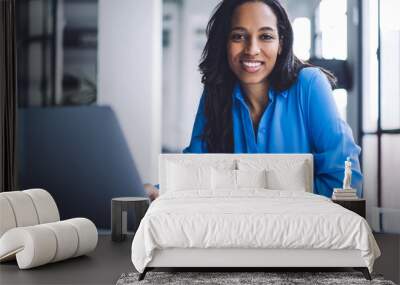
left=232, top=82, right=288, bottom=104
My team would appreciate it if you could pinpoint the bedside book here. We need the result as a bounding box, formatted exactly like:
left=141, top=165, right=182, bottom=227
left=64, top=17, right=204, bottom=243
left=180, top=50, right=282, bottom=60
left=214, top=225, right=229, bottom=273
left=333, top=188, right=357, bottom=193
left=332, top=196, right=358, bottom=200
left=332, top=188, right=357, bottom=200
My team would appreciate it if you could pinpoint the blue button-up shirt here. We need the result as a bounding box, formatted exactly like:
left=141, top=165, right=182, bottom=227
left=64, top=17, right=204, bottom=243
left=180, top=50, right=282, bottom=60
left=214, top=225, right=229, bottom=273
left=183, top=67, right=363, bottom=198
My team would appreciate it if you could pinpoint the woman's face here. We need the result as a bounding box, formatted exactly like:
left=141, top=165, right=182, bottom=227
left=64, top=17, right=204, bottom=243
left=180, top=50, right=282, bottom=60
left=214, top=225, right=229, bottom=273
left=227, top=2, right=281, bottom=86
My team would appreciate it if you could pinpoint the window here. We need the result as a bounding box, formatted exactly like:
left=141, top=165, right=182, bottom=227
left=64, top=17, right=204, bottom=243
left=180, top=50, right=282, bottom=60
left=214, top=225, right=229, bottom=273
left=317, top=0, right=347, bottom=60
left=292, top=17, right=311, bottom=60
left=332, top=89, right=347, bottom=121
left=17, top=0, right=98, bottom=107
left=362, top=0, right=400, bottom=232
left=362, top=0, right=379, bottom=132
left=316, top=0, right=348, bottom=121
left=380, top=0, right=400, bottom=129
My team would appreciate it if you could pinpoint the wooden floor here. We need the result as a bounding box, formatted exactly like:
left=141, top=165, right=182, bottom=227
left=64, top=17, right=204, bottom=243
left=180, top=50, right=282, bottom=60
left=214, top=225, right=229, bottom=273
left=373, top=233, right=400, bottom=284
left=0, top=233, right=398, bottom=285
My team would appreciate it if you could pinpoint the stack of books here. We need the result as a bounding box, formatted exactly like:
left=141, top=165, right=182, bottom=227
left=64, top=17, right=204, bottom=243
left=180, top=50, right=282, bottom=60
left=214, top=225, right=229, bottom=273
left=332, top=188, right=358, bottom=200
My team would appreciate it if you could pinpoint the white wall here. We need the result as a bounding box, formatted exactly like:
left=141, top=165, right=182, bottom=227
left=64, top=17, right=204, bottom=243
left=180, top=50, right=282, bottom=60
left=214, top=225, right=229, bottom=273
left=98, top=0, right=162, bottom=184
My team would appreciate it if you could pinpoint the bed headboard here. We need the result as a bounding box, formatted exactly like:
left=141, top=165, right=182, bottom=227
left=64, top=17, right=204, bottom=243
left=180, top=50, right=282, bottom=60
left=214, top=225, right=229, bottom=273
left=159, top=154, right=313, bottom=195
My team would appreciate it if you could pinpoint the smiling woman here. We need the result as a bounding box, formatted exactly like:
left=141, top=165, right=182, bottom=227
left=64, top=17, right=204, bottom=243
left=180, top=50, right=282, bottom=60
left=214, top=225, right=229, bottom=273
left=182, top=0, right=362, bottom=199
left=227, top=2, right=281, bottom=134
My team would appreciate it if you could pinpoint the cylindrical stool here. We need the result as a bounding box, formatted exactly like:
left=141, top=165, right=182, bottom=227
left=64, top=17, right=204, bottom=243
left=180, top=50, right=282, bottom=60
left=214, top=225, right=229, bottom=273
left=111, top=197, right=149, bottom=242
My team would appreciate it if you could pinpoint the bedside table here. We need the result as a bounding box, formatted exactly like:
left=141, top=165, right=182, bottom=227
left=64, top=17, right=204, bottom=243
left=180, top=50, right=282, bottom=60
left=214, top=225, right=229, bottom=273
left=111, top=197, right=149, bottom=242
left=332, top=198, right=366, bottom=218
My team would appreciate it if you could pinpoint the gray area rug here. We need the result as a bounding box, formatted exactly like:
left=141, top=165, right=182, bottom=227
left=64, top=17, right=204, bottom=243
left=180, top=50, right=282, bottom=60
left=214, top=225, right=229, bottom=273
left=116, top=271, right=396, bottom=285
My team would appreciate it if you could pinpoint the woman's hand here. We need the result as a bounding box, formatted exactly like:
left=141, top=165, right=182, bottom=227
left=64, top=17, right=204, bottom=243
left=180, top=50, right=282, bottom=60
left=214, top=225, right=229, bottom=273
left=143, top=183, right=159, bottom=201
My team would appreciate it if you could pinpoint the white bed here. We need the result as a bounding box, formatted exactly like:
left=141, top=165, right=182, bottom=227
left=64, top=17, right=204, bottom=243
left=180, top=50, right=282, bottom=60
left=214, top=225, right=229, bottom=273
left=131, top=154, right=380, bottom=280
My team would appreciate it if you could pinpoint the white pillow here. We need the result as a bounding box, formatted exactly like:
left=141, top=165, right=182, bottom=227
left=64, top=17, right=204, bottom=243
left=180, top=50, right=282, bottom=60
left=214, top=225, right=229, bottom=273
left=167, top=161, right=211, bottom=191
left=236, top=169, right=267, bottom=188
left=238, top=158, right=309, bottom=192
left=266, top=164, right=307, bottom=191
left=211, top=168, right=236, bottom=190
left=211, top=169, right=267, bottom=190
left=165, top=158, right=236, bottom=192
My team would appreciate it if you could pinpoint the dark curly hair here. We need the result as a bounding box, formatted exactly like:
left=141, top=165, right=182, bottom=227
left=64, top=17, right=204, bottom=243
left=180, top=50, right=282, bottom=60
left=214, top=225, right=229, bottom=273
left=199, top=0, right=336, bottom=153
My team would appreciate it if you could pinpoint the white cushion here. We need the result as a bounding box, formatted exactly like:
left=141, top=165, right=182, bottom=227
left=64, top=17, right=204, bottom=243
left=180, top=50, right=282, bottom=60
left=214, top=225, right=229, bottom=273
left=0, top=189, right=60, bottom=236
left=65, top=218, right=98, bottom=257
left=161, top=156, right=236, bottom=194
left=160, top=154, right=313, bottom=194
left=211, top=168, right=236, bottom=190
left=237, top=169, right=267, bottom=188
left=42, top=221, right=79, bottom=262
left=211, top=169, right=267, bottom=190
left=167, top=162, right=211, bottom=191
left=238, top=159, right=309, bottom=192
left=0, top=225, right=57, bottom=269
left=0, top=218, right=97, bottom=269
left=0, top=196, right=17, bottom=237
left=0, top=191, right=39, bottom=227
left=266, top=166, right=307, bottom=191
left=24, top=189, right=60, bottom=224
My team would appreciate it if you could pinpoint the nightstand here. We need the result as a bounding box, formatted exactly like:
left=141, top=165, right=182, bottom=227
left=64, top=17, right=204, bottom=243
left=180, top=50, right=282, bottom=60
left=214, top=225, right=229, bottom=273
left=332, top=198, right=366, bottom=218
left=111, top=197, right=149, bottom=242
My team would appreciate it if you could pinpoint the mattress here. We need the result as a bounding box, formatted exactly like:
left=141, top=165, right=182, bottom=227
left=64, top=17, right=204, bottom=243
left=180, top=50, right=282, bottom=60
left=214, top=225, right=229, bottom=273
left=131, top=190, right=380, bottom=273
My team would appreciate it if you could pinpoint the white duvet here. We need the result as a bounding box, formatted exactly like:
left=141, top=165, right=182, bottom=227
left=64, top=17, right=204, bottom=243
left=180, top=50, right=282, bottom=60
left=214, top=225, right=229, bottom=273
left=131, top=190, right=380, bottom=273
